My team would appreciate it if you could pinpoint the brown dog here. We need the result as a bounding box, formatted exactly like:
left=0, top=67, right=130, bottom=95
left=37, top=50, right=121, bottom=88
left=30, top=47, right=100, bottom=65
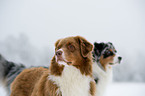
left=10, top=36, right=96, bottom=96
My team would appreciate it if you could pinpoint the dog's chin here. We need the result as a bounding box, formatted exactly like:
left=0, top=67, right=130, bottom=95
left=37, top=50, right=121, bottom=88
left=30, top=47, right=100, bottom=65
left=57, top=60, right=72, bottom=66
left=109, top=60, right=121, bottom=65
left=55, top=56, right=72, bottom=66
left=57, top=61, right=68, bottom=66
left=109, top=63, right=116, bottom=65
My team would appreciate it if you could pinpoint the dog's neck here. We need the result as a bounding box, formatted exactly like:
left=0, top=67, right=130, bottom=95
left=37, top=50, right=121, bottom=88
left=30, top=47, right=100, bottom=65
left=97, top=62, right=106, bottom=71
left=49, top=56, right=93, bottom=77
left=96, top=61, right=112, bottom=72
left=49, top=56, right=94, bottom=96
left=92, top=61, right=112, bottom=80
left=92, top=61, right=113, bottom=96
left=49, top=65, right=93, bottom=96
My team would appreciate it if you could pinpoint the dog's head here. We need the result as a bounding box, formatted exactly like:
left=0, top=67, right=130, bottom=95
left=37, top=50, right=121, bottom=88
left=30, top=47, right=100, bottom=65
left=93, top=42, right=122, bottom=66
left=55, top=36, right=93, bottom=66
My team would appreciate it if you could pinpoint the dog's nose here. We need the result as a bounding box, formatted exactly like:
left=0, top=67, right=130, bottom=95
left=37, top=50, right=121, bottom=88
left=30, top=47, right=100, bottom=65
left=118, top=56, right=122, bottom=61
left=56, top=51, right=62, bottom=56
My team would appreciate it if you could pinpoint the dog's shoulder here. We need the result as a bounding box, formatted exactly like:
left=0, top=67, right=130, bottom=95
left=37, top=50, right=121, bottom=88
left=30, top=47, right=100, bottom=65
left=18, top=67, right=48, bottom=78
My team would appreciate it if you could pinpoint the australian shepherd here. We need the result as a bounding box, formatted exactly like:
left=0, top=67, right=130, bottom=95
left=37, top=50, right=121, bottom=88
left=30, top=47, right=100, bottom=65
left=9, top=36, right=96, bottom=96
left=92, top=42, right=122, bottom=96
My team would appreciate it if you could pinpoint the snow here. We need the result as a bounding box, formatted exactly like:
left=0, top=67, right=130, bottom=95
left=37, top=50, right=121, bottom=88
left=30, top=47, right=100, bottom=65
left=0, top=86, right=6, bottom=96
left=105, top=83, right=145, bottom=96
left=0, top=83, right=145, bottom=96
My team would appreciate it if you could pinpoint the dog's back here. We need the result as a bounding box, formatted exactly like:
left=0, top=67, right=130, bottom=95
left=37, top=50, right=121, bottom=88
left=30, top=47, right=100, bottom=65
left=10, top=67, right=49, bottom=96
left=10, top=67, right=60, bottom=96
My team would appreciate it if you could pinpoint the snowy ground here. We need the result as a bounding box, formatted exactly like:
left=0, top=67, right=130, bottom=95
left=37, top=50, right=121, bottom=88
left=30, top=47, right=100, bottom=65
left=0, top=86, right=6, bottom=96
left=0, top=83, right=145, bottom=96
left=105, top=83, right=145, bottom=96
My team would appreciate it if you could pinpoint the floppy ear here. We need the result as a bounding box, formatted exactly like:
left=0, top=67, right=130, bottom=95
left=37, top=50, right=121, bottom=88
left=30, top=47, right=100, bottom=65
left=94, top=42, right=105, bottom=50
left=94, top=42, right=105, bottom=54
left=75, top=36, right=93, bottom=58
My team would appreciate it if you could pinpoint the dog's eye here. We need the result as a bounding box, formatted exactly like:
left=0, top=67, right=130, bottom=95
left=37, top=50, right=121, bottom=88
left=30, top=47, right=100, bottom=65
left=107, top=51, right=113, bottom=55
left=68, top=45, right=75, bottom=51
left=107, top=51, right=111, bottom=54
left=105, top=50, right=110, bottom=55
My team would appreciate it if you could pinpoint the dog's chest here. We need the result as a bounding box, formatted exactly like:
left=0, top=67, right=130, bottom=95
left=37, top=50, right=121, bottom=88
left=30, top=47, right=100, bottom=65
left=93, top=63, right=112, bottom=96
left=93, top=63, right=112, bottom=80
left=49, top=66, right=92, bottom=96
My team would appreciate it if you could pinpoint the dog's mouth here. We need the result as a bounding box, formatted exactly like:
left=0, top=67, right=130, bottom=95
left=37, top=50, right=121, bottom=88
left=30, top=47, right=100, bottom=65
left=61, top=60, right=72, bottom=65
left=109, top=56, right=122, bottom=65
left=109, top=61, right=121, bottom=65
left=56, top=57, right=72, bottom=65
left=109, top=63, right=117, bottom=65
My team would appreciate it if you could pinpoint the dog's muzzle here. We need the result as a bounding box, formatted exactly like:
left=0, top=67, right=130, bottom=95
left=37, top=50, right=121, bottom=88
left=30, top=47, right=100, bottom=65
left=55, top=50, right=63, bottom=61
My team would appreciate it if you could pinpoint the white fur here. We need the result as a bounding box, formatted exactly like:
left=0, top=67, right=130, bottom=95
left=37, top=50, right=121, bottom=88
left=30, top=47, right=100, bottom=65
left=93, top=62, right=112, bottom=96
left=56, top=88, right=61, bottom=96
left=113, top=54, right=121, bottom=64
left=49, top=65, right=94, bottom=96
left=57, top=61, right=68, bottom=66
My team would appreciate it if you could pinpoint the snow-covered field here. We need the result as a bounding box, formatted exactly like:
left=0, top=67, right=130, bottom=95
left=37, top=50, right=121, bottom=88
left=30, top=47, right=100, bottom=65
left=105, top=83, right=145, bottom=96
left=0, top=86, right=6, bottom=96
left=0, top=83, right=145, bottom=96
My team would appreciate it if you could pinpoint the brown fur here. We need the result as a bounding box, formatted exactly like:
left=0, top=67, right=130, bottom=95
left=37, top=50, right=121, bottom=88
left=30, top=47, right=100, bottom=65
left=99, top=55, right=115, bottom=70
left=11, top=67, right=61, bottom=96
left=90, top=81, right=96, bottom=96
left=49, top=56, right=65, bottom=76
left=10, top=36, right=95, bottom=96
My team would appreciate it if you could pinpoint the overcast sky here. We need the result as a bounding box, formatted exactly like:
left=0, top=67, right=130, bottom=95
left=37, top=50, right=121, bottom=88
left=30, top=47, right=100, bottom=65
left=0, top=0, right=145, bottom=53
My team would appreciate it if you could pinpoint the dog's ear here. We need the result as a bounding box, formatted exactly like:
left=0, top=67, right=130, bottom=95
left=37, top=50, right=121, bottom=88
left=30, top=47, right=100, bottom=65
left=94, top=42, right=105, bottom=55
left=94, top=42, right=104, bottom=50
left=75, top=36, right=93, bottom=58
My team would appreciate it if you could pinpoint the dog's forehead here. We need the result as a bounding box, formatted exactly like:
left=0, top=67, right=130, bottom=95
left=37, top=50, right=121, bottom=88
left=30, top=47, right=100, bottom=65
left=105, top=43, right=116, bottom=52
left=58, top=37, right=78, bottom=46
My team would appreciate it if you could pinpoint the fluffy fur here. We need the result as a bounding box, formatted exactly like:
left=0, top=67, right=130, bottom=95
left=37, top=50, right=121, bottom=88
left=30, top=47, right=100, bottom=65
left=49, top=65, right=94, bottom=96
left=10, top=36, right=96, bottom=96
left=92, top=42, right=122, bottom=96
left=0, top=54, right=25, bottom=95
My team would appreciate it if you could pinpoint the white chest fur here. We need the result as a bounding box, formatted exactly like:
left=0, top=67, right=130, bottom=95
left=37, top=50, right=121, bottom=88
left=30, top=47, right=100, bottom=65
left=92, top=63, right=112, bottom=96
left=49, top=66, right=93, bottom=96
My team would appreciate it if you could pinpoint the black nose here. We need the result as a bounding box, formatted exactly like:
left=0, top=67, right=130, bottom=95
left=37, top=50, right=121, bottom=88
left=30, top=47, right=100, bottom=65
left=118, top=56, right=122, bottom=61
left=56, top=51, right=62, bottom=56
